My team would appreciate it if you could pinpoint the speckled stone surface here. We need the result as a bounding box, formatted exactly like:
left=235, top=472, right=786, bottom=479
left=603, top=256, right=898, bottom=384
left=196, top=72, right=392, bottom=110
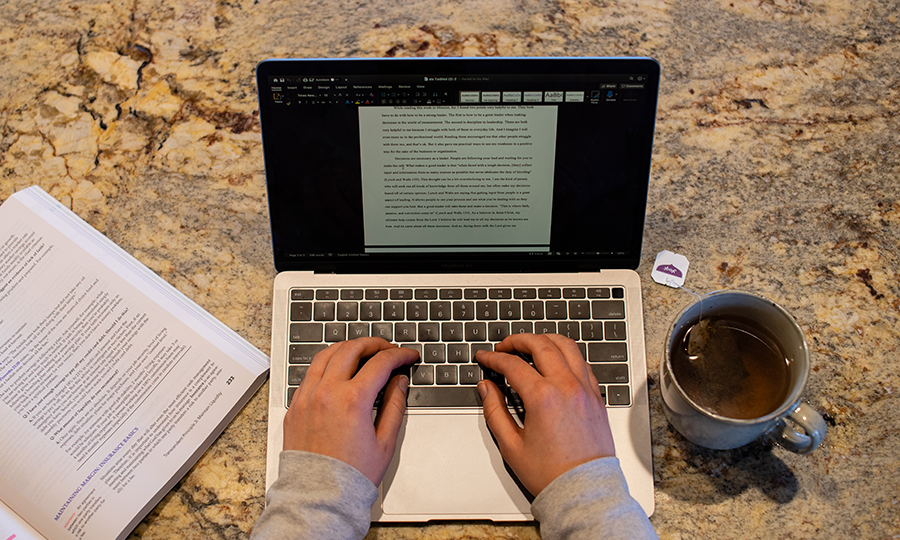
left=1, top=0, right=898, bottom=538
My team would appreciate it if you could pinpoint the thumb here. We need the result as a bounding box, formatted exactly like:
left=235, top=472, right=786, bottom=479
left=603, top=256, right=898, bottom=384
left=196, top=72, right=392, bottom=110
left=478, top=380, right=523, bottom=457
left=374, top=374, right=409, bottom=452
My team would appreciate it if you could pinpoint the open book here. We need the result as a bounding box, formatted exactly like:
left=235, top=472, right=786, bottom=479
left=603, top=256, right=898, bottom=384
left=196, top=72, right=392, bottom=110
left=0, top=186, right=269, bottom=540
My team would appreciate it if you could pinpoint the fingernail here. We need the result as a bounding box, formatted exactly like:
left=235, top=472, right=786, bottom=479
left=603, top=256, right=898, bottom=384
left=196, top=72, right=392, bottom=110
left=399, top=375, right=410, bottom=395
left=477, top=381, right=487, bottom=399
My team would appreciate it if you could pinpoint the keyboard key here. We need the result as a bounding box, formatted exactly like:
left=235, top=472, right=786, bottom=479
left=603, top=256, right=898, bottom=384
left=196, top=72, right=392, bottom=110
left=291, top=289, right=314, bottom=300
left=349, top=323, right=370, bottom=339
left=612, top=287, right=625, bottom=299
left=489, top=288, right=512, bottom=299
left=316, top=289, right=339, bottom=300
left=391, top=288, right=413, bottom=300
left=448, top=343, right=470, bottom=363
left=290, top=323, right=323, bottom=342
left=607, top=385, right=631, bottom=406
left=288, top=365, right=308, bottom=385
left=558, top=321, right=580, bottom=340
left=471, top=343, right=493, bottom=357
left=366, top=289, right=389, bottom=300
left=539, top=288, right=561, bottom=299
left=588, top=342, right=628, bottom=362
left=290, top=302, right=312, bottom=321
left=384, top=302, right=404, bottom=320
left=590, top=363, right=629, bottom=383
left=314, top=302, right=335, bottom=321
left=499, top=301, right=521, bottom=320
left=453, top=301, right=475, bottom=320
left=563, top=287, right=586, bottom=299
left=424, top=344, right=445, bottom=363
left=416, top=289, right=438, bottom=300
left=435, top=365, right=458, bottom=385
left=371, top=322, right=391, bottom=340
left=459, top=364, right=482, bottom=385
left=488, top=322, right=510, bottom=341
left=546, top=300, right=567, bottom=319
left=288, top=344, right=327, bottom=364
left=604, top=321, right=627, bottom=340
left=481, top=366, right=505, bottom=388
left=569, top=300, right=591, bottom=319
left=337, top=302, right=359, bottom=321
left=395, top=322, right=416, bottom=342
left=418, top=322, right=440, bottom=342
left=411, top=365, right=434, bottom=385
left=407, top=387, right=481, bottom=407
left=325, top=323, right=346, bottom=342
left=408, top=302, right=428, bottom=320
left=465, top=322, right=487, bottom=341
left=360, top=302, right=381, bottom=321
left=476, top=301, right=498, bottom=320
left=581, top=321, right=603, bottom=340
left=341, top=289, right=363, bottom=300
left=523, top=301, right=544, bottom=319
left=507, top=387, right=524, bottom=410
left=535, top=322, right=556, bottom=334
left=465, top=288, right=488, bottom=299
left=514, top=288, right=537, bottom=299
left=440, top=288, right=463, bottom=299
left=592, top=300, right=625, bottom=319
left=441, top=322, right=464, bottom=341
left=430, top=301, right=452, bottom=320
left=511, top=321, right=533, bottom=335
left=588, top=287, right=611, bottom=299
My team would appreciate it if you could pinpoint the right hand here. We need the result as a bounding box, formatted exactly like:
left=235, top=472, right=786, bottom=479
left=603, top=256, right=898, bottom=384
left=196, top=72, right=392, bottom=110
left=475, top=333, right=616, bottom=496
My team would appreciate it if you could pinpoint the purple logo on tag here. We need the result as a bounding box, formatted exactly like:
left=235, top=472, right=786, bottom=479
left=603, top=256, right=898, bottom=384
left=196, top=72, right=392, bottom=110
left=655, top=264, right=683, bottom=278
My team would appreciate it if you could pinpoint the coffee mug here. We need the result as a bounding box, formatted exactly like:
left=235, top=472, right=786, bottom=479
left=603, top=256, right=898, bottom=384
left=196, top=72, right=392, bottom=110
left=660, top=291, right=826, bottom=453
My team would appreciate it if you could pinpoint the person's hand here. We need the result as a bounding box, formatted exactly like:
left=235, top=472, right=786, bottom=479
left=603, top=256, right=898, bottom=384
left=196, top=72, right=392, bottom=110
left=283, top=337, right=419, bottom=486
left=476, top=333, right=616, bottom=496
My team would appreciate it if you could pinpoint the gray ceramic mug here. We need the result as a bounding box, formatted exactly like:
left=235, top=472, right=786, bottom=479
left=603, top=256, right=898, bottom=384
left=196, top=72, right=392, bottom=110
left=660, top=291, right=826, bottom=453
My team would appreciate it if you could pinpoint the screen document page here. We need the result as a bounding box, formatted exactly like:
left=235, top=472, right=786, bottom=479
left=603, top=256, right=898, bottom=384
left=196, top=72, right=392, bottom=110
left=359, top=105, right=558, bottom=253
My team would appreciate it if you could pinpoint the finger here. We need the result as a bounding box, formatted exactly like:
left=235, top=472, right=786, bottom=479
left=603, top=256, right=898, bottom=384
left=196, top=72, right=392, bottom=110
left=493, top=333, right=568, bottom=379
left=374, top=374, right=410, bottom=452
left=477, top=380, right=523, bottom=458
left=320, top=337, right=397, bottom=381
left=585, top=362, right=605, bottom=402
left=475, top=348, right=543, bottom=393
left=298, top=340, right=346, bottom=389
left=353, top=345, right=420, bottom=401
left=541, top=334, right=596, bottom=388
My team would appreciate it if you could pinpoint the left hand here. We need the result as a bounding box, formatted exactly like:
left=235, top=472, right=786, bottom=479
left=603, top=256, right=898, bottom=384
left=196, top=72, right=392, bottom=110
left=283, top=337, right=419, bottom=486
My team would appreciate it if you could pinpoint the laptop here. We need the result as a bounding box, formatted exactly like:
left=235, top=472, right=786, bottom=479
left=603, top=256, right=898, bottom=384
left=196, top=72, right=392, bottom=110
left=256, top=57, right=659, bottom=521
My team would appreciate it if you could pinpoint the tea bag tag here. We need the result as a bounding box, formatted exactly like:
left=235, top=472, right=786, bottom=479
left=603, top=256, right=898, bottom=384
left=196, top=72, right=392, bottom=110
left=651, top=250, right=690, bottom=288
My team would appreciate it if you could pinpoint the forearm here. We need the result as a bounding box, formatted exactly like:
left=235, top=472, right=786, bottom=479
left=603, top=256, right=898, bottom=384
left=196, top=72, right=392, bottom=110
left=250, top=451, right=377, bottom=540
left=532, top=457, right=658, bottom=540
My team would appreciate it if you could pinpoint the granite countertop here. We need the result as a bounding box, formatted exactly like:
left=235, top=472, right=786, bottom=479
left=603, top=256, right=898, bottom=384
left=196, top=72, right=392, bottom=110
left=1, top=0, right=898, bottom=538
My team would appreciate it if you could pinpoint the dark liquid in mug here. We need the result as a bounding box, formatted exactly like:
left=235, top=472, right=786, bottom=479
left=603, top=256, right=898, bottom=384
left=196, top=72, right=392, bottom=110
left=670, top=317, right=791, bottom=419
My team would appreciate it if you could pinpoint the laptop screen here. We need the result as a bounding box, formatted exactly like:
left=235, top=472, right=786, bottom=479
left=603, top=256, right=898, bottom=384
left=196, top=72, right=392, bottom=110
left=257, top=58, right=659, bottom=273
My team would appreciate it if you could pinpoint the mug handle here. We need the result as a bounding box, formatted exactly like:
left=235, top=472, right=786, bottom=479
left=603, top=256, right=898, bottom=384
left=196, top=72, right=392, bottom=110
left=770, top=402, right=826, bottom=454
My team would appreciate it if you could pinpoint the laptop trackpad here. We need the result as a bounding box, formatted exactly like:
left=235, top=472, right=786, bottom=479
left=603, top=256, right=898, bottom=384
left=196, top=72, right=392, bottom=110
left=381, top=413, right=532, bottom=518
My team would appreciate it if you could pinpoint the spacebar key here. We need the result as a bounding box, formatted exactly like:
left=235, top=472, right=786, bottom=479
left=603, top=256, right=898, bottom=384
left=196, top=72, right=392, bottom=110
left=407, top=387, right=482, bottom=407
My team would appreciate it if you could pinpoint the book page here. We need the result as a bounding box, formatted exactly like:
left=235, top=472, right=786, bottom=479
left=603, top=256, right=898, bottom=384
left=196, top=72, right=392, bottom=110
left=0, top=188, right=268, bottom=540
left=0, top=498, right=46, bottom=540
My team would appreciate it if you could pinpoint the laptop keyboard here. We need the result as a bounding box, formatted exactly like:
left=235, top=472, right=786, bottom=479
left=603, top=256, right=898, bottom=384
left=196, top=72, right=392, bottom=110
left=285, top=287, right=632, bottom=410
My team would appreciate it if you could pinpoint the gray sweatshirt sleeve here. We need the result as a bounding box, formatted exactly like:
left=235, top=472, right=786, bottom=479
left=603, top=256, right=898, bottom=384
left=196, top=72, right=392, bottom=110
left=531, top=457, right=658, bottom=540
left=250, top=451, right=376, bottom=540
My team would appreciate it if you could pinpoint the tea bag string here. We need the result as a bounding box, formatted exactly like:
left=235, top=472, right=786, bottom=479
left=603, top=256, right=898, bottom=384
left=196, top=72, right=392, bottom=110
left=665, top=278, right=704, bottom=321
